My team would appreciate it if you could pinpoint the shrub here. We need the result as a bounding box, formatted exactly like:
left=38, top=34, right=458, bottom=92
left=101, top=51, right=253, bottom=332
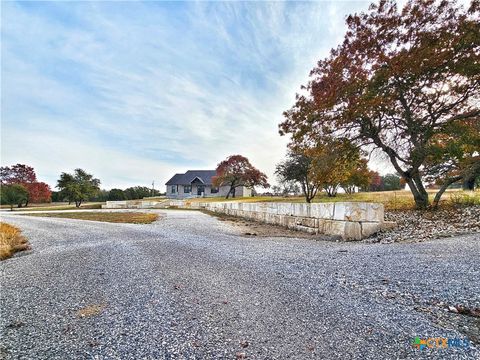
left=449, top=191, right=480, bottom=207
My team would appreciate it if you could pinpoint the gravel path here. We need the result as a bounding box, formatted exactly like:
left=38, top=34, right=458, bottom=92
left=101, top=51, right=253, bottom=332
left=0, top=210, right=479, bottom=359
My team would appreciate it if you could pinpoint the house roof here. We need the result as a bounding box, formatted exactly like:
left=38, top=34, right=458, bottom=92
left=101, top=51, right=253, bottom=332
left=165, top=170, right=217, bottom=185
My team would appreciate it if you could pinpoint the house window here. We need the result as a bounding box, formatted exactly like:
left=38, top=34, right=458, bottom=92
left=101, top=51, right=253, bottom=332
left=171, top=185, right=176, bottom=194
left=184, top=185, right=191, bottom=193
left=211, top=186, right=219, bottom=193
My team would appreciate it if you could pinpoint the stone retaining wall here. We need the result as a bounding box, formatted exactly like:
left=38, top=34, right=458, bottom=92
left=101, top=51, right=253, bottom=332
left=103, top=199, right=387, bottom=240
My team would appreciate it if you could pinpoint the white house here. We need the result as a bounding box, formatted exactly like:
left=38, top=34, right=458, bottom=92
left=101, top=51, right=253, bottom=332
left=165, top=170, right=252, bottom=199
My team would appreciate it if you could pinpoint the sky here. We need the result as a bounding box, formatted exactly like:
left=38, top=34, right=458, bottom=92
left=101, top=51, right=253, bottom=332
left=1, top=0, right=380, bottom=190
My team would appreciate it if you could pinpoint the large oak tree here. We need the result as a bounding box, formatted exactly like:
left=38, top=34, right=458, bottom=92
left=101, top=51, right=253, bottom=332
left=280, top=0, right=479, bottom=209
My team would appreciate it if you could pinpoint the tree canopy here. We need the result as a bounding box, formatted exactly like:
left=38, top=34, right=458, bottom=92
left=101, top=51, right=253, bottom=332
left=276, top=138, right=373, bottom=200
left=108, top=188, right=127, bottom=201
left=57, top=169, right=100, bottom=207
left=1, top=184, right=29, bottom=210
left=280, top=0, right=480, bottom=208
left=275, top=152, right=319, bottom=202
left=124, top=186, right=161, bottom=200
left=0, top=164, right=51, bottom=206
left=212, top=155, right=269, bottom=198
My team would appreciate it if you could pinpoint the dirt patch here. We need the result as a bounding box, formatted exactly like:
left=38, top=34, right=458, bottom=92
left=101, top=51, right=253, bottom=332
left=201, top=210, right=332, bottom=239
left=76, top=304, right=106, bottom=318
left=432, top=310, right=480, bottom=346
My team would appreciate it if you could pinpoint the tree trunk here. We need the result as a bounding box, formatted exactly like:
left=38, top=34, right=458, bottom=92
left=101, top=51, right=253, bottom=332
left=433, top=175, right=463, bottom=208
left=226, top=186, right=235, bottom=199
left=306, top=195, right=312, bottom=203
left=75, top=200, right=82, bottom=208
left=325, top=185, right=338, bottom=197
left=301, top=182, right=310, bottom=203
left=405, top=175, right=429, bottom=209
left=462, top=175, right=476, bottom=191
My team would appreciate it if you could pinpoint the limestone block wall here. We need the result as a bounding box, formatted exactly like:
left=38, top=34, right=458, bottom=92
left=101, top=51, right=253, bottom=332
left=103, top=200, right=386, bottom=240
left=177, top=201, right=385, bottom=240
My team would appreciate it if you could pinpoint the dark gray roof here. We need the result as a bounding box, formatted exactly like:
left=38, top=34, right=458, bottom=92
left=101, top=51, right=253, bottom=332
left=165, top=170, right=217, bottom=185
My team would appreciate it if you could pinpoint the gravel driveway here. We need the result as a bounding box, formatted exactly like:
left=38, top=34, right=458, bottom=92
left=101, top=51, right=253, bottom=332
left=1, top=210, right=479, bottom=359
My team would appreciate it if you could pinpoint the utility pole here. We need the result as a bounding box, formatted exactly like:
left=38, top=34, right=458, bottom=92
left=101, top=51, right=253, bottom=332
left=152, top=181, right=155, bottom=196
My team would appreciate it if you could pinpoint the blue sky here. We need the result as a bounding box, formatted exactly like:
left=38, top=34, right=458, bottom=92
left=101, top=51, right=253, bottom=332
left=1, top=0, right=375, bottom=189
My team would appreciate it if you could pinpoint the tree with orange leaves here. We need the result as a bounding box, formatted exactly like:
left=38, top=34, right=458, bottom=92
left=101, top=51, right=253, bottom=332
left=280, top=0, right=479, bottom=209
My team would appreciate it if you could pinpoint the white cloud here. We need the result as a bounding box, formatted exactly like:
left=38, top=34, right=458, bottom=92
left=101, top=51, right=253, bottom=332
left=1, top=1, right=376, bottom=189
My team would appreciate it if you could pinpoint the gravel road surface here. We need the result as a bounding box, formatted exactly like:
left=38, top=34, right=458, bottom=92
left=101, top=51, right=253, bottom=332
left=1, top=210, right=479, bottom=359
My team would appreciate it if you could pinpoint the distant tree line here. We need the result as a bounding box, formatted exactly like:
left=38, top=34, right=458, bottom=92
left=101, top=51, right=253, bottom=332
left=73, top=186, right=163, bottom=202
left=366, top=173, right=406, bottom=192
left=1, top=163, right=164, bottom=209
left=52, top=187, right=162, bottom=204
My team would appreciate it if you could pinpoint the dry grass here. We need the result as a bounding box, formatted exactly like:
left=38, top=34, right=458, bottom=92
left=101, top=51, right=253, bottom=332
left=0, top=222, right=30, bottom=260
left=187, top=189, right=479, bottom=210
left=2, top=202, right=104, bottom=212
left=25, top=211, right=159, bottom=224
left=76, top=303, right=106, bottom=318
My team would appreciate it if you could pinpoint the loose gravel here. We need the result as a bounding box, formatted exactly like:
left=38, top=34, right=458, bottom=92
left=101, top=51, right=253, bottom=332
left=0, top=210, right=479, bottom=359
left=369, top=205, right=480, bottom=243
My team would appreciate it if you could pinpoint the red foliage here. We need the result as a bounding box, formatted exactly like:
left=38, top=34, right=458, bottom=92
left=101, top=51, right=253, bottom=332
left=25, top=182, right=52, bottom=203
left=213, top=155, right=269, bottom=198
left=0, top=164, right=37, bottom=185
left=0, top=164, right=51, bottom=204
left=369, top=172, right=383, bottom=192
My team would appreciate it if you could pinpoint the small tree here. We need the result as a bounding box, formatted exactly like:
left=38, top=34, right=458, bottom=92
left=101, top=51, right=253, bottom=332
left=275, top=152, right=320, bottom=203
left=26, top=182, right=52, bottom=203
left=340, top=159, right=371, bottom=195
left=212, top=155, right=269, bottom=199
left=306, top=138, right=361, bottom=197
left=57, top=169, right=100, bottom=207
left=368, top=172, right=383, bottom=192
left=424, top=118, right=480, bottom=207
left=382, top=174, right=403, bottom=191
left=90, top=189, right=110, bottom=202
left=271, top=185, right=282, bottom=196
left=1, top=184, right=29, bottom=210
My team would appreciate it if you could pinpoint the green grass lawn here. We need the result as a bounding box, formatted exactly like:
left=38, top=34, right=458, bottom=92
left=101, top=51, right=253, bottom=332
left=187, top=189, right=480, bottom=210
